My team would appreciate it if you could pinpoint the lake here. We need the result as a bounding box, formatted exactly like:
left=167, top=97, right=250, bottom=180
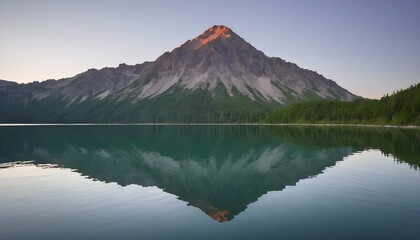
left=0, top=125, right=419, bottom=240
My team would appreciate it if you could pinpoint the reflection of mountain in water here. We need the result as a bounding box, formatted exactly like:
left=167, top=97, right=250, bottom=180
left=0, top=126, right=418, bottom=222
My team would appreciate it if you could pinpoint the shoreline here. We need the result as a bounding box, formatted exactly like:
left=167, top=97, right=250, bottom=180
left=0, top=123, right=418, bottom=129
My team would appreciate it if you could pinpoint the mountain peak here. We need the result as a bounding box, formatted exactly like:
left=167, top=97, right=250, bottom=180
left=193, top=25, right=232, bottom=49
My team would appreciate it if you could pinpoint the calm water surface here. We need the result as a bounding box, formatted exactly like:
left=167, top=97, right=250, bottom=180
left=0, top=126, right=419, bottom=240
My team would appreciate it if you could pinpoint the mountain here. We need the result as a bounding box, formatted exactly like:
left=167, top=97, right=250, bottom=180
left=0, top=25, right=357, bottom=123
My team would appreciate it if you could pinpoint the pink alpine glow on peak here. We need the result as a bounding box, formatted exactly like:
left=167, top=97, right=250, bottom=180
left=193, top=25, right=232, bottom=49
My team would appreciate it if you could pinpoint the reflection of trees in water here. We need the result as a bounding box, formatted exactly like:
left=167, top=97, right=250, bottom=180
left=272, top=126, right=420, bottom=169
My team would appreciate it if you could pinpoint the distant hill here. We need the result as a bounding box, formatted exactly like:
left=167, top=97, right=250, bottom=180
left=266, top=83, right=420, bottom=125
left=0, top=79, right=18, bottom=90
left=0, top=25, right=356, bottom=123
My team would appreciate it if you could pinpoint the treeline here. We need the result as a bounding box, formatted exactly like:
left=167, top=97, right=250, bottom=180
left=266, top=83, right=420, bottom=125
left=0, top=85, right=272, bottom=123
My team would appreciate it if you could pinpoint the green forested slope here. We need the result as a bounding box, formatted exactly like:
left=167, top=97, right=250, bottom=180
left=266, top=84, right=420, bottom=125
left=0, top=84, right=277, bottom=123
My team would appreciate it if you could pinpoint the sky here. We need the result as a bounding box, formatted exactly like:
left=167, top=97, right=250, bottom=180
left=0, top=0, right=419, bottom=99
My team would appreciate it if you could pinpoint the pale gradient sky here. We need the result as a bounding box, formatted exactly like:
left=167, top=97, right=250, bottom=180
left=0, top=0, right=419, bottom=99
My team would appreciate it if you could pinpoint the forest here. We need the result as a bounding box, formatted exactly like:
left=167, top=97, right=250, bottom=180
left=265, top=83, right=420, bottom=125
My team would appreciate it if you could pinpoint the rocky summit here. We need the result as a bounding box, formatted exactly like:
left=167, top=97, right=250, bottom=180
left=0, top=25, right=357, bottom=123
